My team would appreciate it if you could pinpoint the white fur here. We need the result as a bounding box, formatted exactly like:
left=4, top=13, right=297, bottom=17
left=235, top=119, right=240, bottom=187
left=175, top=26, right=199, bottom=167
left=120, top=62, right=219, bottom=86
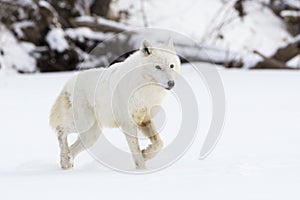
left=50, top=38, right=181, bottom=170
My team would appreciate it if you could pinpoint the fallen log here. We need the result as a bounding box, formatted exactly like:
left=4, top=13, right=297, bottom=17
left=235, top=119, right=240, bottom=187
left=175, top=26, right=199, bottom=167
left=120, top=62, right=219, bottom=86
left=250, top=36, right=300, bottom=69
left=174, top=43, right=244, bottom=68
left=69, top=16, right=129, bottom=33
left=251, top=50, right=296, bottom=69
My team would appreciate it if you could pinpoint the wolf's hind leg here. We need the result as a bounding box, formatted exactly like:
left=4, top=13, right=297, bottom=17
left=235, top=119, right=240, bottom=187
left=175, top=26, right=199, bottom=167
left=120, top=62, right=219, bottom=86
left=57, top=126, right=74, bottom=170
left=139, top=123, right=163, bottom=161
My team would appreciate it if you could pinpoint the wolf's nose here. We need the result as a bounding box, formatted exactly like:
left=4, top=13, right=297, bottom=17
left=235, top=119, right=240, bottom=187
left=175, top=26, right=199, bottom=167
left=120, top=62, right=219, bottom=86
left=168, top=80, right=175, bottom=88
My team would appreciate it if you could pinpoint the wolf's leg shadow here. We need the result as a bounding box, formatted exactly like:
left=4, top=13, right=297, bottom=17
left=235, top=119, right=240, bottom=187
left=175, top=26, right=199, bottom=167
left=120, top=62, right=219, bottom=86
left=122, top=124, right=146, bottom=169
left=139, top=123, right=163, bottom=161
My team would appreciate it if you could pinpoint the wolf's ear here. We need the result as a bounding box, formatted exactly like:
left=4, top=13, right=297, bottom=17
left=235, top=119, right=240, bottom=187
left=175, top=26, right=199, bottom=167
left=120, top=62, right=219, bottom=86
left=140, top=40, right=152, bottom=56
left=166, top=37, right=175, bottom=50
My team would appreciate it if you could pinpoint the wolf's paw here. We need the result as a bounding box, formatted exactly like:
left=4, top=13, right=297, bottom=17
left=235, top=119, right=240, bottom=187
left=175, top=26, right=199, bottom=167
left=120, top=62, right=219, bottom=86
left=61, top=162, right=73, bottom=170
left=60, top=153, right=74, bottom=170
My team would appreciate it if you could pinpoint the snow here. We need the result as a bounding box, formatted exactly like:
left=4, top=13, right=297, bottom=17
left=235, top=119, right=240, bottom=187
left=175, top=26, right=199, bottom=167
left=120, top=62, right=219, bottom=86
left=3, top=0, right=35, bottom=6
left=97, top=16, right=132, bottom=31
left=284, top=0, right=300, bottom=9
left=281, top=10, right=300, bottom=17
left=75, top=15, right=96, bottom=23
left=112, top=0, right=293, bottom=58
left=215, top=1, right=291, bottom=55
left=0, top=0, right=298, bottom=72
left=0, top=25, right=36, bottom=73
left=46, top=28, right=69, bottom=53
left=287, top=55, right=300, bottom=68
left=74, top=16, right=132, bottom=31
left=0, top=64, right=300, bottom=199
left=65, top=27, right=112, bottom=42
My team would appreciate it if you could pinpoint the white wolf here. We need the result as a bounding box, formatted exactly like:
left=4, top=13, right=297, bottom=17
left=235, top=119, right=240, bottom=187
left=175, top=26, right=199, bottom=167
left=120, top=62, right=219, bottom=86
left=50, top=38, right=181, bottom=170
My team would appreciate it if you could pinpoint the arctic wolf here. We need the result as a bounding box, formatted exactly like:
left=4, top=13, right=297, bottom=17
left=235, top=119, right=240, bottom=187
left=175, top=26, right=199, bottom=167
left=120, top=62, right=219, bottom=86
left=50, top=38, right=181, bottom=170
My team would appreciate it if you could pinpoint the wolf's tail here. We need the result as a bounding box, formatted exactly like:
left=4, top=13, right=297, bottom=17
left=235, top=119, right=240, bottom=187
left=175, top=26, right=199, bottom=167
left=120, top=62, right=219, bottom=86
left=49, top=91, right=72, bottom=131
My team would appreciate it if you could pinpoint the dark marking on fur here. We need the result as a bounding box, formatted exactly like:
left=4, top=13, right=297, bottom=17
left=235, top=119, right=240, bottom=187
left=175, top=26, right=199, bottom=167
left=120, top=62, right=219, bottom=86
left=63, top=92, right=72, bottom=109
left=139, top=119, right=151, bottom=127
left=149, top=134, right=158, bottom=142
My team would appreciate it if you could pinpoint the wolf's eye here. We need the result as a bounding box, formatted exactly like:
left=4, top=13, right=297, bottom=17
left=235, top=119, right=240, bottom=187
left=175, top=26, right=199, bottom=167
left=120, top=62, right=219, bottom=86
left=170, top=64, right=174, bottom=69
left=155, top=65, right=162, bottom=70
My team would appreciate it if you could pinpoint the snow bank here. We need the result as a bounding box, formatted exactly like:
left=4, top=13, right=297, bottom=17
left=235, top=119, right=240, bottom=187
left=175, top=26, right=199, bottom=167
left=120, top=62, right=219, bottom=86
left=0, top=25, right=36, bottom=73
left=46, top=28, right=69, bottom=53
left=112, top=0, right=292, bottom=59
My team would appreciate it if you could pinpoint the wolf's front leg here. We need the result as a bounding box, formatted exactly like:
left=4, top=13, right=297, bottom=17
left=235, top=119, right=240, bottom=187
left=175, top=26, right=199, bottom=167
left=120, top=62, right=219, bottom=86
left=139, top=123, right=163, bottom=161
left=123, top=125, right=146, bottom=170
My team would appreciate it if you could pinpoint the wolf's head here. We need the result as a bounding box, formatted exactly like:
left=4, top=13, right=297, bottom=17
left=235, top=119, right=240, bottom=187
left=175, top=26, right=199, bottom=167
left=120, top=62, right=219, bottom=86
left=139, top=38, right=181, bottom=90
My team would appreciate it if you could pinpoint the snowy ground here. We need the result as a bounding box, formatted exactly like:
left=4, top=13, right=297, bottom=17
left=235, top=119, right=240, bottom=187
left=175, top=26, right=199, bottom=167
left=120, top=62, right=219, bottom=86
left=0, top=64, right=300, bottom=199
